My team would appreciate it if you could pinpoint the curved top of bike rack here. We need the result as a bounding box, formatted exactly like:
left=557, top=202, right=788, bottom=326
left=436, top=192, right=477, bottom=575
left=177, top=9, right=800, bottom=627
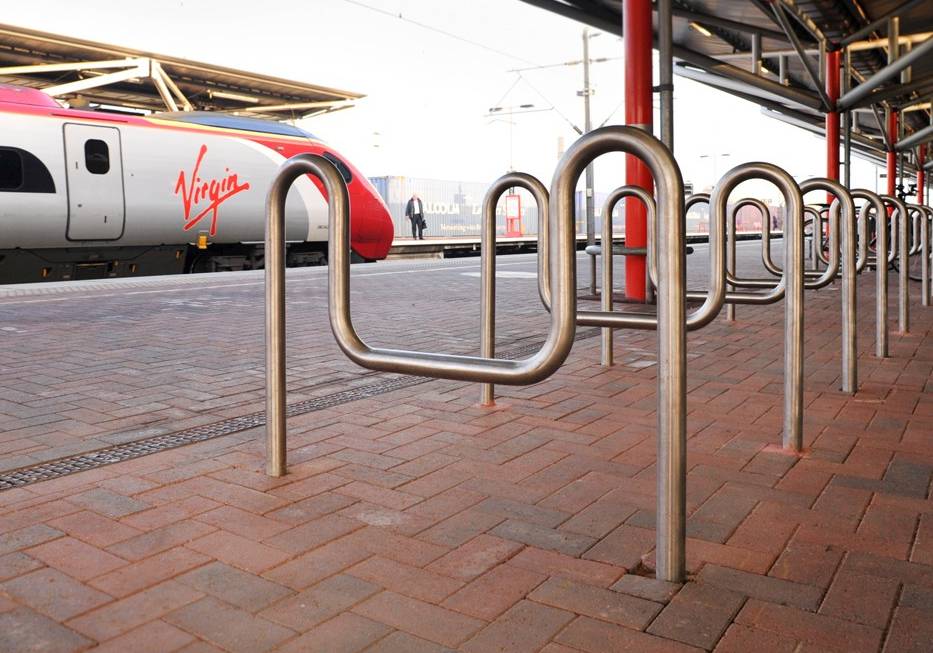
left=476, top=171, right=551, bottom=317
left=604, top=186, right=657, bottom=289
left=880, top=194, right=909, bottom=248
left=800, top=178, right=853, bottom=288
left=703, top=162, right=804, bottom=311
left=850, top=189, right=886, bottom=269
left=536, top=127, right=686, bottom=331
left=906, top=204, right=931, bottom=255
left=730, top=197, right=784, bottom=278
left=271, top=153, right=577, bottom=386
left=685, top=193, right=710, bottom=212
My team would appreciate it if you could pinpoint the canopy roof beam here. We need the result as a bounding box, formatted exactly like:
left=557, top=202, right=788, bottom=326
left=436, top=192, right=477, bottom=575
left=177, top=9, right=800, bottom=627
left=838, top=35, right=933, bottom=110
left=664, top=5, right=789, bottom=42
left=838, top=0, right=928, bottom=48
left=770, top=1, right=831, bottom=110
left=897, top=124, right=933, bottom=151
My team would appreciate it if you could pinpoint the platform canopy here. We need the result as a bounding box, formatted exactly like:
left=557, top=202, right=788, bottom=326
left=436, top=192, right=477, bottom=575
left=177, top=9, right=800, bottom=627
left=521, top=1, right=933, bottom=166
left=0, top=22, right=363, bottom=119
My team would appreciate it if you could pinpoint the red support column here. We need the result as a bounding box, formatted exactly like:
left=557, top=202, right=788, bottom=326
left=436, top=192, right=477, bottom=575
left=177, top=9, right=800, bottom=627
left=825, top=49, right=840, bottom=202
left=887, top=110, right=898, bottom=197
left=919, top=144, right=926, bottom=204
left=623, top=0, right=653, bottom=301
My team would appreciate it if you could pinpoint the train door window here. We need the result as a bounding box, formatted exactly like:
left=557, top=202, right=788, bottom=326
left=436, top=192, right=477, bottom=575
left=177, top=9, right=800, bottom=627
left=0, top=148, right=23, bottom=190
left=322, top=152, right=352, bottom=183
left=84, top=139, right=110, bottom=174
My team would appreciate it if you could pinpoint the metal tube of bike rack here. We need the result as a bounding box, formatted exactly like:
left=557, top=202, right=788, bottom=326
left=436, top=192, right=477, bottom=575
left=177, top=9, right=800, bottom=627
left=909, top=205, right=931, bottom=306
left=708, top=163, right=805, bottom=451
left=334, top=127, right=688, bottom=585
left=851, top=189, right=889, bottom=358
left=544, top=126, right=687, bottom=582
left=882, top=195, right=910, bottom=332
left=920, top=206, right=930, bottom=307
left=761, top=215, right=783, bottom=278
left=867, top=203, right=897, bottom=267
left=541, top=158, right=715, bottom=333
left=725, top=200, right=738, bottom=321
left=683, top=193, right=786, bottom=312
left=888, top=207, right=898, bottom=265
left=800, top=180, right=857, bottom=394
left=806, top=211, right=828, bottom=278
left=761, top=207, right=825, bottom=281
left=264, top=157, right=291, bottom=477
left=856, top=200, right=869, bottom=275
left=600, top=185, right=657, bottom=366
left=806, top=207, right=825, bottom=270
left=918, top=206, right=930, bottom=306
left=480, top=173, right=549, bottom=406
left=815, top=202, right=858, bottom=278
left=728, top=205, right=836, bottom=292
left=907, top=210, right=921, bottom=256
left=814, top=207, right=836, bottom=269
left=265, top=154, right=577, bottom=478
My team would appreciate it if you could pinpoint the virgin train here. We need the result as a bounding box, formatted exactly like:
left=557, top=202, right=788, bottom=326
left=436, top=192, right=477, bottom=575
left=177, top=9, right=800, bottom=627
left=0, top=83, right=394, bottom=283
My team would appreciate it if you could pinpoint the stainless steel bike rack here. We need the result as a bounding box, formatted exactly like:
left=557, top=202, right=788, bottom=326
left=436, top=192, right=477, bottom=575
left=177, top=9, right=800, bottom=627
left=866, top=204, right=897, bottom=270
left=922, top=206, right=932, bottom=306
left=600, top=185, right=656, bottom=366
left=265, top=130, right=692, bottom=584
left=805, top=207, right=824, bottom=271
left=546, top=126, right=688, bottom=582
left=479, top=172, right=549, bottom=406
left=723, top=197, right=840, bottom=321
left=882, top=195, right=910, bottom=333
left=725, top=198, right=768, bottom=321
left=919, top=204, right=933, bottom=306
left=801, top=180, right=857, bottom=394
left=694, top=163, right=805, bottom=451
left=908, top=209, right=922, bottom=257
left=481, top=128, right=693, bottom=581
left=264, top=153, right=577, bottom=476
left=907, top=204, right=931, bottom=307
left=851, top=190, right=889, bottom=358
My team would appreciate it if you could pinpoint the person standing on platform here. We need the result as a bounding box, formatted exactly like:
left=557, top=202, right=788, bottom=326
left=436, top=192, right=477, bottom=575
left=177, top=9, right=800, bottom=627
left=405, top=193, right=426, bottom=240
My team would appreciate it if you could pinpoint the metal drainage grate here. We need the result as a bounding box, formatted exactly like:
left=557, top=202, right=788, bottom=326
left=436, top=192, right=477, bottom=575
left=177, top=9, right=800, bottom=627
left=0, top=328, right=601, bottom=491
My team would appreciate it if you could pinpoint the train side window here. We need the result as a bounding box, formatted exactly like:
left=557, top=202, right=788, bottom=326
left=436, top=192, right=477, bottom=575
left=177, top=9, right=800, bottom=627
left=85, top=139, right=110, bottom=174
left=322, top=152, right=352, bottom=184
left=0, top=148, right=23, bottom=190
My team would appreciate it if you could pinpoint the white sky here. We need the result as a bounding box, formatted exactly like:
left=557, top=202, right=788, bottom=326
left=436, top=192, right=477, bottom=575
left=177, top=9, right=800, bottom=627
left=5, top=0, right=889, bottom=203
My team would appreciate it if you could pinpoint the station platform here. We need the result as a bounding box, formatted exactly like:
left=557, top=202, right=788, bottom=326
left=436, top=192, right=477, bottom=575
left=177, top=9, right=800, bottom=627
left=387, top=232, right=767, bottom=259
left=0, top=242, right=930, bottom=652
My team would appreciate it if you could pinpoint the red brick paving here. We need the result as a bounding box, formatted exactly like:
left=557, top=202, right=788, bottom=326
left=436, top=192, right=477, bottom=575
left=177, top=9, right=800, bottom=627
left=0, top=258, right=931, bottom=652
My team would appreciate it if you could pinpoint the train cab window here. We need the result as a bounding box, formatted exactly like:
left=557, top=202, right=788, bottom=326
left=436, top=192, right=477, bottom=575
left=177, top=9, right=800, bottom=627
left=0, top=148, right=23, bottom=190
left=322, top=152, right=352, bottom=184
left=84, top=139, right=110, bottom=174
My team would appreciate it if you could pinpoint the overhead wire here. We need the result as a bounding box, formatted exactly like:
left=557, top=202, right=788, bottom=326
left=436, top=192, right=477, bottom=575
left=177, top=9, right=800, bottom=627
left=516, top=72, right=582, bottom=134
left=340, top=0, right=542, bottom=67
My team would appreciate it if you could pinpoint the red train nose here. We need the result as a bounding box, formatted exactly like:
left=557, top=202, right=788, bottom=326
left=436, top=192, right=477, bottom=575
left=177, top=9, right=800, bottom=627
left=349, top=186, right=394, bottom=261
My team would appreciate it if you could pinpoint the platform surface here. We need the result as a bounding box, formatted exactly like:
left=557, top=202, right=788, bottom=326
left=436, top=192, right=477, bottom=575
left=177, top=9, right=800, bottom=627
left=0, top=242, right=930, bottom=652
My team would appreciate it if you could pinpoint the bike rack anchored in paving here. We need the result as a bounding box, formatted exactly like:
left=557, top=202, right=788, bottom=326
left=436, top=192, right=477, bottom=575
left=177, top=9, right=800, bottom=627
left=264, top=127, right=933, bottom=586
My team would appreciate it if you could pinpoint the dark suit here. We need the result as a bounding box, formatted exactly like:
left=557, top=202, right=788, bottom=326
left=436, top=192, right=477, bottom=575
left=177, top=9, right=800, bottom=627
left=405, top=197, right=425, bottom=239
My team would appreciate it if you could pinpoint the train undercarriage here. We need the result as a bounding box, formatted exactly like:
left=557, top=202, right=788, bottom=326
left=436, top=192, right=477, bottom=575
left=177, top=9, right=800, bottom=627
left=0, top=241, right=333, bottom=284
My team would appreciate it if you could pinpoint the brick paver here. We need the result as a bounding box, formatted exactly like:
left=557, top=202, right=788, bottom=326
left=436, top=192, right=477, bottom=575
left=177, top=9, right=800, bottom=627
left=0, top=245, right=931, bottom=651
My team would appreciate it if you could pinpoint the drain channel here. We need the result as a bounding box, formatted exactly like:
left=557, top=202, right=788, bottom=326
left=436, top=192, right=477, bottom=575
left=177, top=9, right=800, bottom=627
left=0, top=328, right=599, bottom=491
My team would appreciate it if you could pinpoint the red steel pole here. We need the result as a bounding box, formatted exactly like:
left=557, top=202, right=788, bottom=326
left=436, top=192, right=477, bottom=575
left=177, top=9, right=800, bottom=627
left=919, top=144, right=926, bottom=204
left=887, top=110, right=898, bottom=197
left=623, top=0, right=653, bottom=301
left=825, top=49, right=840, bottom=203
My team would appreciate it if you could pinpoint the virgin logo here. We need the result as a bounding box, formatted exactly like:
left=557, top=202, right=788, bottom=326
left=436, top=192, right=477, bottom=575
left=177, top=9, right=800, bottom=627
left=174, top=144, right=250, bottom=236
